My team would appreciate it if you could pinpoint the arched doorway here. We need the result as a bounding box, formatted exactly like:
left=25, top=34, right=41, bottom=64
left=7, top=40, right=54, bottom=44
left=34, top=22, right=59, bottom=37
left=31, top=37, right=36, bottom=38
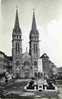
left=24, top=61, right=30, bottom=78
left=24, top=70, right=29, bottom=78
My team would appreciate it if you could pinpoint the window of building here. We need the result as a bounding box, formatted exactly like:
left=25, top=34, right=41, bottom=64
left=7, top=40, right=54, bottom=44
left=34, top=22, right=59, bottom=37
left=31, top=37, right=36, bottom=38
left=34, top=61, right=37, bottom=66
left=20, top=35, right=21, bottom=39
left=34, top=72, right=37, bottom=77
left=34, top=44, right=37, bottom=53
left=16, top=42, right=20, bottom=54
left=17, top=35, right=18, bottom=39
left=34, top=44, right=36, bottom=53
left=36, top=45, right=37, bottom=53
left=18, top=43, right=20, bottom=52
left=16, top=43, right=18, bottom=54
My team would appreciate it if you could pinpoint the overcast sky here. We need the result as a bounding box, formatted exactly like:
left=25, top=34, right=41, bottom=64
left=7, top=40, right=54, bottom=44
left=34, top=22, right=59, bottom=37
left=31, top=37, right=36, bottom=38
left=0, top=0, right=62, bottom=67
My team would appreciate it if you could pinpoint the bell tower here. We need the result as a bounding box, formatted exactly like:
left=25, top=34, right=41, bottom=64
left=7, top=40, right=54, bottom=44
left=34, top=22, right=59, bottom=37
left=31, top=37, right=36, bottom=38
left=12, top=8, right=22, bottom=73
left=29, top=11, right=40, bottom=74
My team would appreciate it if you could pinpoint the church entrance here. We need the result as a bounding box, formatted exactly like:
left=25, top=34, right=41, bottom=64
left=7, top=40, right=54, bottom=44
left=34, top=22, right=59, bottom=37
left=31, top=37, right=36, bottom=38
left=24, top=71, right=29, bottom=78
left=23, top=61, right=30, bottom=78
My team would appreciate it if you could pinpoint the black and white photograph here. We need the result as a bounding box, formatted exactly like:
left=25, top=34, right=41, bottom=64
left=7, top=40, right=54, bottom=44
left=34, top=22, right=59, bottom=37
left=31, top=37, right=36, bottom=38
left=0, top=0, right=62, bottom=98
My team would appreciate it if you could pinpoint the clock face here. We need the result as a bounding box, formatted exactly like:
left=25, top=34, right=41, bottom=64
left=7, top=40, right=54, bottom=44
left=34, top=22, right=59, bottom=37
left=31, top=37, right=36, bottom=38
left=16, top=61, right=20, bottom=66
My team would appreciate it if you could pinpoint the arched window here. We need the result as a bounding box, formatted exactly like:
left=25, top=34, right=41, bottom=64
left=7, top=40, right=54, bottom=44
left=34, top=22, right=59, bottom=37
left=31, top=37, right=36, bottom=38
left=18, top=43, right=20, bottom=52
left=16, top=43, right=20, bottom=54
left=17, top=35, right=18, bottom=38
left=16, top=43, right=18, bottom=54
left=36, top=44, right=37, bottom=53
left=34, top=44, right=37, bottom=53
left=34, top=44, right=36, bottom=53
left=34, top=61, right=37, bottom=68
left=34, top=61, right=37, bottom=66
left=20, top=35, right=21, bottom=39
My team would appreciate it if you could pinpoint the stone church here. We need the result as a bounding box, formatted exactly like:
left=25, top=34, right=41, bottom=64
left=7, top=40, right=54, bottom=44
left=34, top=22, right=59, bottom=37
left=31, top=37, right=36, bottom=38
left=12, top=9, right=40, bottom=78
left=0, top=9, right=56, bottom=78
left=0, top=8, right=40, bottom=78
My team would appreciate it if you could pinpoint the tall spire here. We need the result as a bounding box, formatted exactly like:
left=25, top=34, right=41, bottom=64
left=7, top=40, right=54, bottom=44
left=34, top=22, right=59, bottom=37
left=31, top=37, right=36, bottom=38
left=13, top=8, right=21, bottom=33
left=32, top=9, right=37, bottom=31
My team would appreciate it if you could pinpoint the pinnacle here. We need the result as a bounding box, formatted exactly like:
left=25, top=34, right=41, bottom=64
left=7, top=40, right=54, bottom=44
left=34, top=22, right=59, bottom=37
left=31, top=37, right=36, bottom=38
left=13, top=8, right=21, bottom=33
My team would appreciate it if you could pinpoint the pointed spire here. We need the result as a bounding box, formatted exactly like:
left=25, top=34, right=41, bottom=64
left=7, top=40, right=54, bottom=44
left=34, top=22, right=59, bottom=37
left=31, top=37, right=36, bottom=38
left=32, top=9, right=37, bottom=31
left=30, top=9, right=39, bottom=39
left=13, top=7, right=21, bottom=33
left=15, top=8, right=19, bottom=28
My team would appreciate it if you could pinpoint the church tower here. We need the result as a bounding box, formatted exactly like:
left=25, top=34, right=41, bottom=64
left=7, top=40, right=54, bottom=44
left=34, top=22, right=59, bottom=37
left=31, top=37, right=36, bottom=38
left=12, top=8, right=22, bottom=73
left=29, top=11, right=39, bottom=74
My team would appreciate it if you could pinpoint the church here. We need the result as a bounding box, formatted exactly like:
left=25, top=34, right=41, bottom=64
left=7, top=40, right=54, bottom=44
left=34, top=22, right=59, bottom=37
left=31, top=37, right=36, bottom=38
left=0, top=8, right=40, bottom=78
left=12, top=9, right=40, bottom=78
left=0, top=9, right=56, bottom=78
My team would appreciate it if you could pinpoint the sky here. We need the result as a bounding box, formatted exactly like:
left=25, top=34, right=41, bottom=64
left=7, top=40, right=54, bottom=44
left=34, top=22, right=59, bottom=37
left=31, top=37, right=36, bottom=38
left=0, top=0, right=62, bottom=67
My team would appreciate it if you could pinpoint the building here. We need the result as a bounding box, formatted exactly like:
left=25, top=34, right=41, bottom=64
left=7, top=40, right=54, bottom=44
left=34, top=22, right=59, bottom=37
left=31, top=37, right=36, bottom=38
left=0, top=9, right=57, bottom=78
left=57, top=67, right=62, bottom=76
left=0, top=51, right=12, bottom=74
left=40, top=53, right=56, bottom=76
left=0, top=9, right=40, bottom=78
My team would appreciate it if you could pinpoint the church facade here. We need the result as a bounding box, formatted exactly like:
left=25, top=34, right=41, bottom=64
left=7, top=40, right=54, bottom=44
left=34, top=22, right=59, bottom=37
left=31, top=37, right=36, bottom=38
left=12, top=9, right=40, bottom=78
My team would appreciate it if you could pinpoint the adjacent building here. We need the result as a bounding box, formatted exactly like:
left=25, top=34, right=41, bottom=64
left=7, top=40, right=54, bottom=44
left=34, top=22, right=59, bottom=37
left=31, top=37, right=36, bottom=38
left=40, top=53, right=56, bottom=76
left=0, top=51, right=12, bottom=74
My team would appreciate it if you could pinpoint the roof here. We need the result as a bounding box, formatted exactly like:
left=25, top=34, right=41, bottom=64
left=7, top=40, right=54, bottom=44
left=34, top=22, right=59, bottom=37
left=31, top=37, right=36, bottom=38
left=6, top=56, right=12, bottom=61
left=32, top=11, right=37, bottom=31
left=40, top=53, right=49, bottom=59
left=29, top=11, right=39, bottom=39
left=0, top=51, right=12, bottom=61
left=13, top=8, right=21, bottom=33
left=0, top=51, right=5, bottom=56
left=57, top=67, right=62, bottom=72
